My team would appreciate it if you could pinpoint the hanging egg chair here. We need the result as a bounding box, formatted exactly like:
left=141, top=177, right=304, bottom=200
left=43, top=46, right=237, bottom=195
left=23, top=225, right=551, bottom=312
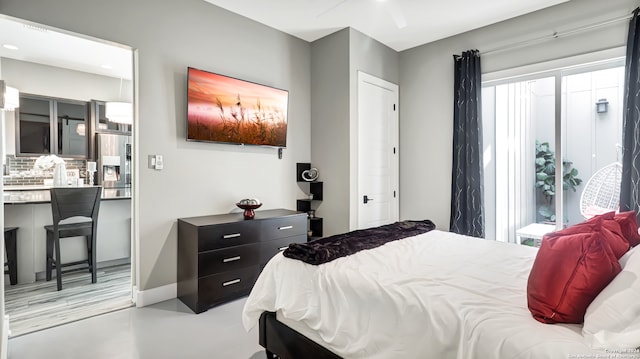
left=579, top=162, right=622, bottom=219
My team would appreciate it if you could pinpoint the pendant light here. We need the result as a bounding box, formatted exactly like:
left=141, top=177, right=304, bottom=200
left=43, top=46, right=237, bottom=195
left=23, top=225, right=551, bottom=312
left=105, top=101, right=132, bottom=124
left=105, top=77, right=132, bottom=124
left=0, top=80, right=20, bottom=111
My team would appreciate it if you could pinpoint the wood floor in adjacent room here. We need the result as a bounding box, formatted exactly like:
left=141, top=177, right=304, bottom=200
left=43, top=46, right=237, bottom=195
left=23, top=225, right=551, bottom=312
left=8, top=297, right=264, bottom=359
left=4, top=264, right=133, bottom=337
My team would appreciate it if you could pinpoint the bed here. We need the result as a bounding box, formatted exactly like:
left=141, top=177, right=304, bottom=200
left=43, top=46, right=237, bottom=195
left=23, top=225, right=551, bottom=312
left=242, top=220, right=640, bottom=359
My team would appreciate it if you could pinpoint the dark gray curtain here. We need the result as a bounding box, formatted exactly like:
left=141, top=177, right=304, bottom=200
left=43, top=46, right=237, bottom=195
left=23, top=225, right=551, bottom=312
left=450, top=50, right=484, bottom=238
left=621, top=8, right=640, bottom=215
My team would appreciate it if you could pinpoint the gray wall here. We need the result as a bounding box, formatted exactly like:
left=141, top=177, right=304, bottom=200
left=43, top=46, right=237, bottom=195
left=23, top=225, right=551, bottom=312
left=310, top=29, right=350, bottom=236
left=0, top=58, right=132, bottom=102
left=310, top=28, right=399, bottom=236
left=0, top=0, right=311, bottom=291
left=399, top=0, right=636, bottom=230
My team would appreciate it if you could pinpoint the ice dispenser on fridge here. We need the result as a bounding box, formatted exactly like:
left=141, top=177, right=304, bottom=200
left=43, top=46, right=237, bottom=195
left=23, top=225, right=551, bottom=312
left=96, top=133, right=131, bottom=188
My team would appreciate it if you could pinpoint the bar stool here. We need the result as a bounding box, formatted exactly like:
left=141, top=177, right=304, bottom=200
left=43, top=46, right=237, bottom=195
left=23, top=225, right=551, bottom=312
left=4, top=227, right=18, bottom=285
left=44, top=186, right=102, bottom=291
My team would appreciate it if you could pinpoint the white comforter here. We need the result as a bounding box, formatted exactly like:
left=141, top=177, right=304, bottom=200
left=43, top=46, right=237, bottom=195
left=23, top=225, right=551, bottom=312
left=242, top=230, right=606, bottom=359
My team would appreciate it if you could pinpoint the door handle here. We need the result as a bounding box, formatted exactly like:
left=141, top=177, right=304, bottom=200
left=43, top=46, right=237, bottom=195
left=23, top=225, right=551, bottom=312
left=363, top=195, right=374, bottom=204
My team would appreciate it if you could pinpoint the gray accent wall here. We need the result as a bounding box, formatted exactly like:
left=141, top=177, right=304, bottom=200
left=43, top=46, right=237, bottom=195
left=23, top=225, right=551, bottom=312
left=399, top=0, right=637, bottom=230
left=0, top=0, right=311, bottom=291
left=310, top=29, right=350, bottom=237
left=310, top=28, right=398, bottom=236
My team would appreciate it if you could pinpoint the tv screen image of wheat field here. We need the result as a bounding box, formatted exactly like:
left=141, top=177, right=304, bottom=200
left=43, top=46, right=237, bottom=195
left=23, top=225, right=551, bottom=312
left=187, top=68, right=289, bottom=147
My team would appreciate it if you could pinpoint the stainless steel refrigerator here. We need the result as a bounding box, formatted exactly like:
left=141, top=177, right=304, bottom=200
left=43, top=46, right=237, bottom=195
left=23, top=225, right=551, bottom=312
left=96, top=133, right=131, bottom=188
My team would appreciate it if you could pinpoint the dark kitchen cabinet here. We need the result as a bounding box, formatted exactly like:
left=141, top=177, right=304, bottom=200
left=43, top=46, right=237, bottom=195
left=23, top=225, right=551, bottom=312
left=17, top=94, right=89, bottom=158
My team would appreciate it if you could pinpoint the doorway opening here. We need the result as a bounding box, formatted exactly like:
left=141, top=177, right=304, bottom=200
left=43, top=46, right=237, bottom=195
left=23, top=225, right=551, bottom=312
left=0, top=15, right=136, bottom=337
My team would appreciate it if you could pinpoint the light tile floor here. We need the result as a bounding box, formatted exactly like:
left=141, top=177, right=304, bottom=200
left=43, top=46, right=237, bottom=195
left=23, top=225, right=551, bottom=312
left=8, top=297, right=264, bottom=359
left=5, top=264, right=132, bottom=337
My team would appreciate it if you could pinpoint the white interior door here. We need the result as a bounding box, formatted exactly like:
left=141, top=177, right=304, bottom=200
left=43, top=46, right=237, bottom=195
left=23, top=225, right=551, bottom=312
left=357, top=71, right=399, bottom=229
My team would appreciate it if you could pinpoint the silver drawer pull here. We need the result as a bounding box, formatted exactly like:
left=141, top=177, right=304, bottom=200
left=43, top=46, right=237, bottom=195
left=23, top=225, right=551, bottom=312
left=223, top=256, right=241, bottom=263
left=278, top=246, right=288, bottom=251
left=278, top=225, right=293, bottom=230
left=222, top=279, right=241, bottom=286
left=223, top=233, right=241, bottom=239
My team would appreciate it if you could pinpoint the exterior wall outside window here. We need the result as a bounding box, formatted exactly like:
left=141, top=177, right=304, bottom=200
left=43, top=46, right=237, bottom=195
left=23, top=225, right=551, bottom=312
left=483, top=59, right=624, bottom=243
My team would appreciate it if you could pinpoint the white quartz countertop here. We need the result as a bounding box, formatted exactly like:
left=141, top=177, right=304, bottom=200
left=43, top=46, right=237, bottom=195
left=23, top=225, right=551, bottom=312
left=3, top=186, right=131, bottom=204
left=4, top=185, right=53, bottom=191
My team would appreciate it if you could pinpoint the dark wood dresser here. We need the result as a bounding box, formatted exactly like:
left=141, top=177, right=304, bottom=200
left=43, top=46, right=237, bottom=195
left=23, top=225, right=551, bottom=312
left=177, top=209, right=306, bottom=314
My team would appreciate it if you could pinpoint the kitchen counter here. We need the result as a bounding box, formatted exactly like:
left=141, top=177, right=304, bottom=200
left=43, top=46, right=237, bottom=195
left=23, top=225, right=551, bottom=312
left=3, top=186, right=131, bottom=204
left=4, top=187, right=132, bottom=284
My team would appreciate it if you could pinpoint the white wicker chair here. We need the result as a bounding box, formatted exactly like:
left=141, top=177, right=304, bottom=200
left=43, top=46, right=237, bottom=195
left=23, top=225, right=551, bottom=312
left=579, top=162, right=622, bottom=219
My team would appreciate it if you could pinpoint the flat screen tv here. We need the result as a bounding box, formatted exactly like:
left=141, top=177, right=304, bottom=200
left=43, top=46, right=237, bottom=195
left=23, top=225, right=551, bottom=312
left=187, top=67, right=289, bottom=147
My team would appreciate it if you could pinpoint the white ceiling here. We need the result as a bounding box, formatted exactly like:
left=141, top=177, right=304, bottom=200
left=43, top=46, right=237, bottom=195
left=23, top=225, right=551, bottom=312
left=0, top=15, right=132, bottom=81
left=203, top=0, right=570, bottom=51
left=0, top=0, right=569, bottom=82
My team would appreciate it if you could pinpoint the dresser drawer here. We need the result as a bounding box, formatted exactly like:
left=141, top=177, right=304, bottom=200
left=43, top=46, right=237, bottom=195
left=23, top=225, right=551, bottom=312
left=260, top=234, right=307, bottom=265
left=198, top=266, right=259, bottom=308
left=198, top=221, right=260, bottom=251
left=260, top=214, right=306, bottom=240
left=178, top=209, right=303, bottom=313
left=198, top=243, right=261, bottom=277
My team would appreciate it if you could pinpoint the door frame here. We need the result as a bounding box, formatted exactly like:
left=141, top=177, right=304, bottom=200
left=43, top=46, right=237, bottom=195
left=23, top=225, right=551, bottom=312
left=352, top=71, right=399, bottom=230
left=0, top=15, right=137, bottom=346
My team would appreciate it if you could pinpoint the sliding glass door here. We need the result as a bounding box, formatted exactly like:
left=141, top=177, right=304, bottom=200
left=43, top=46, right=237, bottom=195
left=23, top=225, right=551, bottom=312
left=483, top=59, right=624, bottom=244
left=483, top=76, right=556, bottom=243
left=562, top=65, right=624, bottom=226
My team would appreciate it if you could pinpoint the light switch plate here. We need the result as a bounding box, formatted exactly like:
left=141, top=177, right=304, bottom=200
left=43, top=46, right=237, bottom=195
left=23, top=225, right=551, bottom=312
left=148, top=154, right=164, bottom=170
left=155, top=155, right=164, bottom=170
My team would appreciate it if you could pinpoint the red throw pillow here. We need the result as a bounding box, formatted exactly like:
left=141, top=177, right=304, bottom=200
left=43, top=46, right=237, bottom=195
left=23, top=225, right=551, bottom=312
left=527, top=220, right=622, bottom=324
left=560, top=212, right=630, bottom=259
left=614, top=211, right=640, bottom=247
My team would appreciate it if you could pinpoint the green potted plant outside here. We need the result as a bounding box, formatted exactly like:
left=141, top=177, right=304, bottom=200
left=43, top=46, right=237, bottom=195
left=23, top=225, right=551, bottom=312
left=535, top=140, right=583, bottom=222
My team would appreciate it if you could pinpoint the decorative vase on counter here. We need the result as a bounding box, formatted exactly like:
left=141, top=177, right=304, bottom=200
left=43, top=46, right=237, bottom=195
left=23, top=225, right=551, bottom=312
left=236, top=198, right=262, bottom=220
left=53, top=162, right=68, bottom=187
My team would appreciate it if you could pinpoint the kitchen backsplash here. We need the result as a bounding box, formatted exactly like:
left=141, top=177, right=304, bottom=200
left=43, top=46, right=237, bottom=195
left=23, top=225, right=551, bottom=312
left=3, top=155, right=88, bottom=186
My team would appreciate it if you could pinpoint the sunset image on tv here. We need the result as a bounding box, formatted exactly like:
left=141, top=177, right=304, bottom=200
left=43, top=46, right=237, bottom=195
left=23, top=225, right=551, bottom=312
left=187, top=68, right=289, bottom=147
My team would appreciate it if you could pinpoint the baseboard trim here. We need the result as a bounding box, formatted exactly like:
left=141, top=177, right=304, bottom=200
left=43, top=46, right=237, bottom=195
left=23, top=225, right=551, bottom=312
left=135, top=283, right=176, bottom=307
left=1, top=315, right=9, bottom=359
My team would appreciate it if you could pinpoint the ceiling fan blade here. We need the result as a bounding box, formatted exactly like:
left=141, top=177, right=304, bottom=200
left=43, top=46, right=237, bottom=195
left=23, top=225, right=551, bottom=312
left=386, top=2, right=407, bottom=29
left=316, top=0, right=349, bottom=18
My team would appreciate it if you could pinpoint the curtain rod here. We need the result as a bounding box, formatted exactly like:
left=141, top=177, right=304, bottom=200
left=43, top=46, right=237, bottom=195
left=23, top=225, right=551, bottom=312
left=482, top=13, right=633, bottom=56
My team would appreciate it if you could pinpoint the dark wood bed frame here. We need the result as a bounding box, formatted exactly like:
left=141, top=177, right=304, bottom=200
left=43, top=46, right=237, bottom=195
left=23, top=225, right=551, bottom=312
left=259, top=311, right=343, bottom=359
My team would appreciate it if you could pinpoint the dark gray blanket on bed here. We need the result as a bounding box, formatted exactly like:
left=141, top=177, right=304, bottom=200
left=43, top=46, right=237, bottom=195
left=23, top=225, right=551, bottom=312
left=282, top=220, right=436, bottom=265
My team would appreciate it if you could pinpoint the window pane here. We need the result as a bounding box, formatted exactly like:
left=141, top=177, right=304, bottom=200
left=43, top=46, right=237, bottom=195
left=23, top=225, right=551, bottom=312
left=483, top=76, right=556, bottom=244
left=562, top=66, right=624, bottom=226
